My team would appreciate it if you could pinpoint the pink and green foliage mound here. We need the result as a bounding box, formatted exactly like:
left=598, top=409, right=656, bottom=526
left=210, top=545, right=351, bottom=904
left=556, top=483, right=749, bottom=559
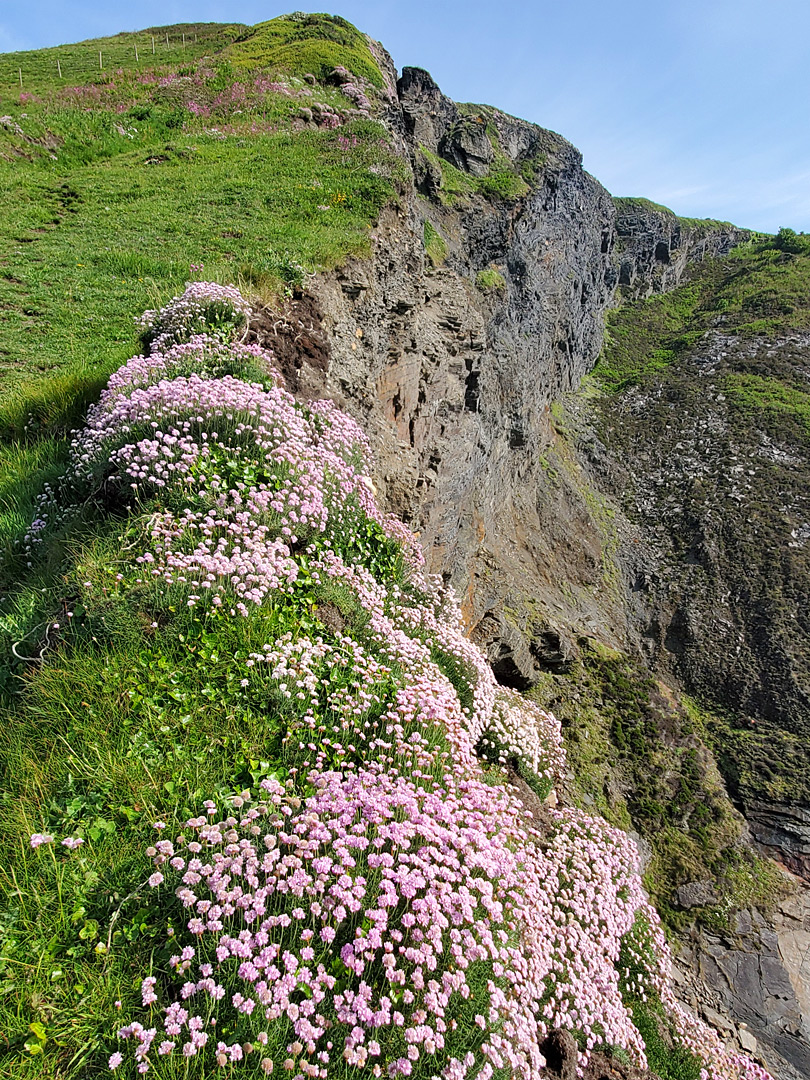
left=28, top=283, right=769, bottom=1080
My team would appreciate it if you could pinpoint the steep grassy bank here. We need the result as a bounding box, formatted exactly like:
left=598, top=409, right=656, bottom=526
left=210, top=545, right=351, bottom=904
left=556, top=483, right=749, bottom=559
left=0, top=13, right=405, bottom=651
left=0, top=20, right=401, bottom=407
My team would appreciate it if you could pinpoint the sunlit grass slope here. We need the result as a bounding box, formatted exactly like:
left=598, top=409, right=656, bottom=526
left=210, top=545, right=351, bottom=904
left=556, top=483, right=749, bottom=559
left=0, top=13, right=405, bottom=604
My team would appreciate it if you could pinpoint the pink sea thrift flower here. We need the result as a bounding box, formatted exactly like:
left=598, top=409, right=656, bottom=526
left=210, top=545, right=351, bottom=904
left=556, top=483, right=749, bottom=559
left=73, top=284, right=770, bottom=1080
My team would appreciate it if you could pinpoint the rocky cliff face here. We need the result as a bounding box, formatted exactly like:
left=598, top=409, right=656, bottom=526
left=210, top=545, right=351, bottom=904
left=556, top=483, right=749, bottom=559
left=268, top=63, right=623, bottom=686
left=586, top=327, right=810, bottom=757
left=247, top=56, right=809, bottom=1079
left=673, top=901, right=810, bottom=1080
left=613, top=197, right=750, bottom=297
left=573, top=241, right=810, bottom=1077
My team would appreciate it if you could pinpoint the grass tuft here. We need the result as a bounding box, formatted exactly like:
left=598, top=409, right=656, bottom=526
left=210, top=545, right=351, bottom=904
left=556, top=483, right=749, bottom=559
left=423, top=220, right=447, bottom=266
left=475, top=267, right=506, bottom=292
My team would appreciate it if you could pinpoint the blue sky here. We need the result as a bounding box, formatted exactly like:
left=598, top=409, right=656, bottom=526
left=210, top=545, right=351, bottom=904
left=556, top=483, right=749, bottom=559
left=2, top=0, right=809, bottom=233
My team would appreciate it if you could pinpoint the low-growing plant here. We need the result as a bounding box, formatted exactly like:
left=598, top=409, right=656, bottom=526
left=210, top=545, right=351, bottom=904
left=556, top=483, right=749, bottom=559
left=475, top=268, right=506, bottom=293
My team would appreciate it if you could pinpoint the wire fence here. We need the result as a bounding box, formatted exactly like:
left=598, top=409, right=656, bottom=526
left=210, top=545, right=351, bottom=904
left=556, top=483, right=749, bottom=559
left=0, top=26, right=243, bottom=93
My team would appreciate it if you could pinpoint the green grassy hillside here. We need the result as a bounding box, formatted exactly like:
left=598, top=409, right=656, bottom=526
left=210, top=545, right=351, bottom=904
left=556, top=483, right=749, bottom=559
left=0, top=14, right=399, bottom=409
left=0, top=14, right=405, bottom=641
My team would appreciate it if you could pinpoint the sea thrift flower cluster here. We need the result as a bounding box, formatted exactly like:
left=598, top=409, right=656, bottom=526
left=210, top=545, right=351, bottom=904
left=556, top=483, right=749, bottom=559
left=56, top=67, right=302, bottom=120
left=186, top=78, right=296, bottom=119
left=105, top=335, right=280, bottom=396
left=138, top=281, right=251, bottom=351
left=30, top=831, right=90, bottom=852
left=477, top=688, right=564, bottom=788
left=28, top=283, right=763, bottom=1079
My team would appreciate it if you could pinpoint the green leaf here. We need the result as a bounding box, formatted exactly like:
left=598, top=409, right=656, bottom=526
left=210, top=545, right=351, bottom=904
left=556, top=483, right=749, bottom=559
left=29, top=1021, right=47, bottom=1041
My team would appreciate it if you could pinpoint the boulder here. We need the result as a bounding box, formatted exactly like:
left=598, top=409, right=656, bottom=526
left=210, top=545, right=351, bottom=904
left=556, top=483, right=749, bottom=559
left=676, top=879, right=719, bottom=909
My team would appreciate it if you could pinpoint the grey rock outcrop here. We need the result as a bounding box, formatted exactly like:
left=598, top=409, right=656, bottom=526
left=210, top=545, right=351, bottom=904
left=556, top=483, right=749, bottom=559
left=300, top=74, right=620, bottom=681
left=677, top=879, right=720, bottom=909
left=677, top=901, right=810, bottom=1079
left=613, top=199, right=750, bottom=298
left=746, top=802, right=810, bottom=881
left=396, top=66, right=459, bottom=154
left=259, top=65, right=762, bottom=699
left=439, top=115, right=494, bottom=176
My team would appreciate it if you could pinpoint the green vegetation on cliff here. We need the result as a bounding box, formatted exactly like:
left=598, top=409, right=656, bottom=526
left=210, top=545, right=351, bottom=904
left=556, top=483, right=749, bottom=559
left=223, top=13, right=384, bottom=86
left=591, top=231, right=810, bottom=812
left=613, top=195, right=735, bottom=234
left=597, top=234, right=810, bottom=393
left=0, top=58, right=399, bottom=408
left=422, top=219, right=448, bottom=265
left=528, top=643, right=781, bottom=928
left=0, top=24, right=248, bottom=94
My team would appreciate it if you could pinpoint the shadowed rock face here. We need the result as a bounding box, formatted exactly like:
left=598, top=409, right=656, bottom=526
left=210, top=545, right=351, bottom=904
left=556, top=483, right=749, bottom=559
left=746, top=802, right=810, bottom=881
left=675, top=902, right=810, bottom=1080
left=395, top=66, right=460, bottom=154
left=307, top=61, right=620, bottom=679
left=586, top=324, right=810, bottom=794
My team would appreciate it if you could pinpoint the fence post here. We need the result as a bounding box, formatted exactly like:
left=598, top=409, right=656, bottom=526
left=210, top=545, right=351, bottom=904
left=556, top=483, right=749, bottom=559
left=99, top=51, right=103, bottom=69
left=152, top=36, right=155, bottom=54
left=18, top=68, right=22, bottom=89
left=135, top=44, right=139, bottom=62
left=57, top=58, right=62, bottom=78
